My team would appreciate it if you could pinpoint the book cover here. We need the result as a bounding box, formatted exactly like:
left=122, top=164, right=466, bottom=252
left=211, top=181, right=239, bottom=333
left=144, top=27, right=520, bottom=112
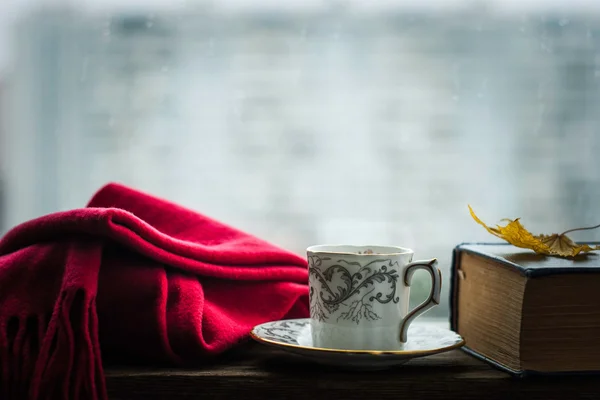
left=449, top=242, right=600, bottom=377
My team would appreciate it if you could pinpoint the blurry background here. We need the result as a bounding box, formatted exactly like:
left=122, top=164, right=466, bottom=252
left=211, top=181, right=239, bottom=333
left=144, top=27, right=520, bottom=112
left=2, top=0, right=600, bottom=318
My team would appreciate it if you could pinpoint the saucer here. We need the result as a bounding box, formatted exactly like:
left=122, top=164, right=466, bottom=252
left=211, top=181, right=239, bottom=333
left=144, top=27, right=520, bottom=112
left=250, top=318, right=465, bottom=370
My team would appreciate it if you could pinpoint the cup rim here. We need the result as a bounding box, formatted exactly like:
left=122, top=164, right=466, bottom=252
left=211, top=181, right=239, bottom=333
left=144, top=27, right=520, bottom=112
left=306, top=244, right=414, bottom=256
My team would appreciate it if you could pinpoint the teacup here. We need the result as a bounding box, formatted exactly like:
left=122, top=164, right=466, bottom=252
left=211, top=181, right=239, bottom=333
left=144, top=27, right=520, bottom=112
left=306, top=244, right=441, bottom=350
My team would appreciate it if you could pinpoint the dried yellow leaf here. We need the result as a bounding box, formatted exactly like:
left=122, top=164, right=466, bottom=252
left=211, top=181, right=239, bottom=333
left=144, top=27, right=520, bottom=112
left=468, top=205, right=600, bottom=258
left=536, top=233, right=600, bottom=257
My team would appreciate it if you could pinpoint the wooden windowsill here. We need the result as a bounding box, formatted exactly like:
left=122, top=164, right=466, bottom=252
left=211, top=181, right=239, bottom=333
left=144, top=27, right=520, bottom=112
left=105, top=343, right=600, bottom=400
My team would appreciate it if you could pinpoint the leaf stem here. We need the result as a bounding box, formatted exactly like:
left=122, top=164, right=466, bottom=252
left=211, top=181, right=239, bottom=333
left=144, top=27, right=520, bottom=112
left=560, top=223, right=600, bottom=236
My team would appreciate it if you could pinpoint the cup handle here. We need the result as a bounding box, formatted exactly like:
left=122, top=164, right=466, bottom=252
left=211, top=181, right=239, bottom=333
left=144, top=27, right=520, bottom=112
left=398, top=258, right=442, bottom=343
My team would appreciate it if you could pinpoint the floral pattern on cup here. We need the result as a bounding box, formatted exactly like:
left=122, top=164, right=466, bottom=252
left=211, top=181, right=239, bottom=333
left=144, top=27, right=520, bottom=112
left=308, top=255, right=400, bottom=324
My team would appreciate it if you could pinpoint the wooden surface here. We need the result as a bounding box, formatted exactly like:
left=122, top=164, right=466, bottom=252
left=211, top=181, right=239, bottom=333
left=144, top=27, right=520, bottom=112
left=105, top=343, right=600, bottom=400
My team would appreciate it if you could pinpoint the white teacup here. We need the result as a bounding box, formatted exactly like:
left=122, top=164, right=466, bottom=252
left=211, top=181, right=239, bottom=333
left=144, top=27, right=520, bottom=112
left=307, top=244, right=441, bottom=350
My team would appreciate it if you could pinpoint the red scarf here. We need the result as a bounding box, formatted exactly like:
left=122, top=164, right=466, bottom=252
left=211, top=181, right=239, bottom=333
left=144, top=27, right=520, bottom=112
left=0, top=183, right=309, bottom=399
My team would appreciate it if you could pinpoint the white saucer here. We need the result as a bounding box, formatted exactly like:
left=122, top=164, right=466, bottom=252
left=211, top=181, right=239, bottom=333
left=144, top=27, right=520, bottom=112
left=250, top=318, right=465, bottom=370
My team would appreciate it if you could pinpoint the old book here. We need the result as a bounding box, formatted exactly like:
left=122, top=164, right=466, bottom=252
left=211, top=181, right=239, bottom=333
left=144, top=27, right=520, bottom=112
left=450, top=242, right=600, bottom=376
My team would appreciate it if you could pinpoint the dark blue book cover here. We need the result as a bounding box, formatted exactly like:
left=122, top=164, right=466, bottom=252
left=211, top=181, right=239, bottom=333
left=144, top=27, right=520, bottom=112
left=450, top=242, right=600, bottom=377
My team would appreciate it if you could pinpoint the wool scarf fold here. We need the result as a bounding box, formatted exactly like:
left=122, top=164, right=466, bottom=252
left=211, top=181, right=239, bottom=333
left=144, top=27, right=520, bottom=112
left=0, top=183, right=309, bottom=399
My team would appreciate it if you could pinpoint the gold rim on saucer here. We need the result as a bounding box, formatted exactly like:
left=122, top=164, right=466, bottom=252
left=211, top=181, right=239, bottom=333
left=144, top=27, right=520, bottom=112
left=250, top=319, right=465, bottom=356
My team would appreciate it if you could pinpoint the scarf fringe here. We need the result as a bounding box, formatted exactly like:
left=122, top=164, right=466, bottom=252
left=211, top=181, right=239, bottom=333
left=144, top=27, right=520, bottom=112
left=0, top=288, right=105, bottom=400
left=0, top=314, right=46, bottom=400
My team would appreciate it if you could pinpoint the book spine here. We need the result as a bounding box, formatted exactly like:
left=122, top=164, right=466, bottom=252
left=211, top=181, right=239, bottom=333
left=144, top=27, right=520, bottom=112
left=449, top=245, right=462, bottom=332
